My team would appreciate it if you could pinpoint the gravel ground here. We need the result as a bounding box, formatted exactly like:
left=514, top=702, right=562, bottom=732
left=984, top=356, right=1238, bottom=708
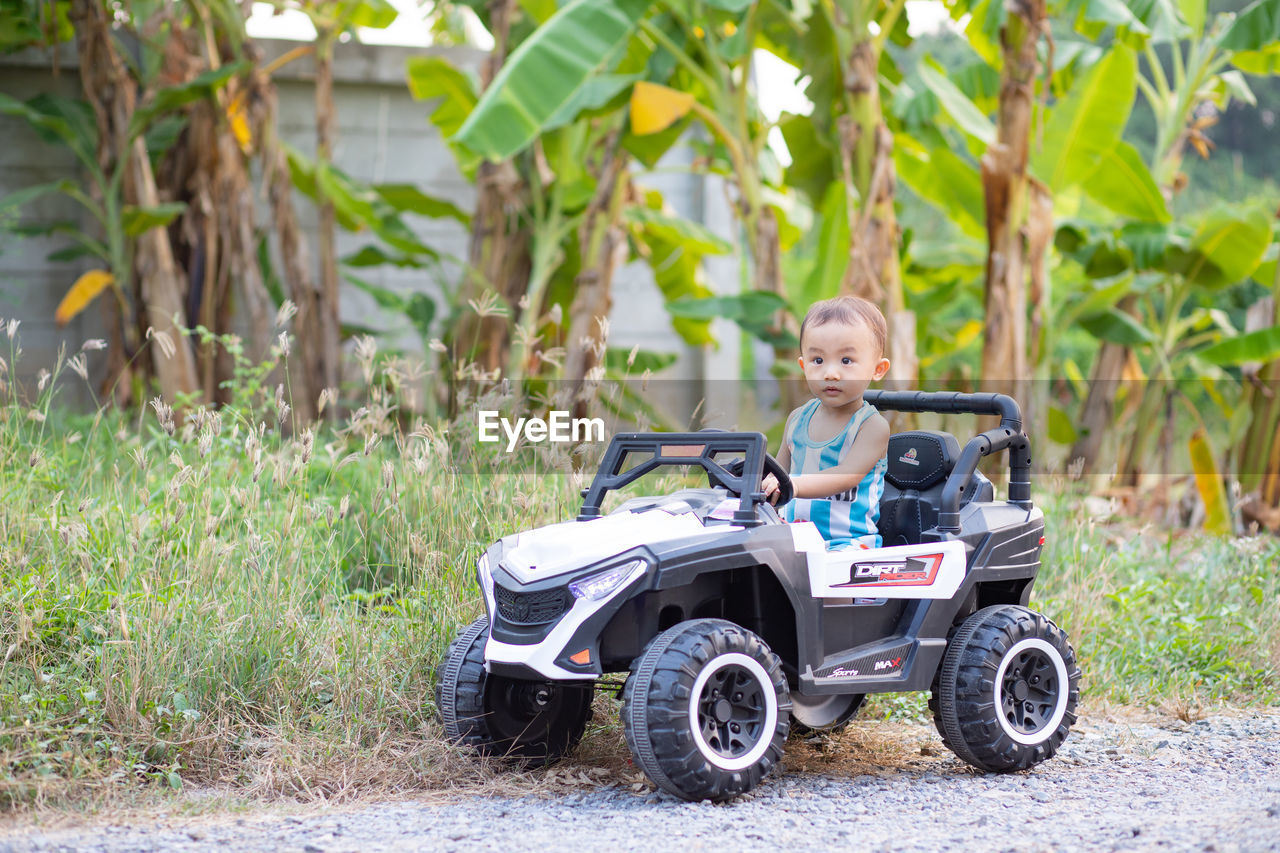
left=3, top=712, right=1279, bottom=853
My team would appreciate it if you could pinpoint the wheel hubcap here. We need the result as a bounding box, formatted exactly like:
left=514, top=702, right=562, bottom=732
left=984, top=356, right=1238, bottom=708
left=999, top=648, right=1061, bottom=737
left=695, top=664, right=766, bottom=762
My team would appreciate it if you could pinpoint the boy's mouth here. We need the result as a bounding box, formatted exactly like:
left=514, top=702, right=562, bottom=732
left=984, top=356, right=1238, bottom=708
left=823, top=385, right=843, bottom=395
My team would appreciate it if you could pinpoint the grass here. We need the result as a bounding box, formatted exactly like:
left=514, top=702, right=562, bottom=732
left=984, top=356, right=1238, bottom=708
left=0, top=328, right=1277, bottom=812
left=1032, top=487, right=1280, bottom=710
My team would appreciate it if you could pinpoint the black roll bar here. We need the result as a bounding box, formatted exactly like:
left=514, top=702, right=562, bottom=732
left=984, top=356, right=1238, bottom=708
left=577, top=431, right=769, bottom=526
left=865, top=390, right=1033, bottom=533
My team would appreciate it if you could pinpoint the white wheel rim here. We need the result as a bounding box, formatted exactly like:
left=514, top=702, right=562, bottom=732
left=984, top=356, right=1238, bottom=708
left=687, top=652, right=778, bottom=771
left=993, top=637, right=1070, bottom=745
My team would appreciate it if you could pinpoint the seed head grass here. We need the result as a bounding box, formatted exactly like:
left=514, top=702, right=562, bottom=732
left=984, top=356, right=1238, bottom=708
left=0, top=328, right=1276, bottom=814
left=0, top=329, right=585, bottom=810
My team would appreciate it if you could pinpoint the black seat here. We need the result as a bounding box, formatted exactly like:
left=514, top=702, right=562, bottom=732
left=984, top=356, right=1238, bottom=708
left=877, top=430, right=993, bottom=546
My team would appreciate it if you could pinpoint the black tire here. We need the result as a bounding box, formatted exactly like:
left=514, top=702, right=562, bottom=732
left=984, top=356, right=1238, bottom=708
left=622, top=619, right=790, bottom=802
left=930, top=605, right=1080, bottom=773
left=435, top=616, right=593, bottom=765
left=789, top=693, right=866, bottom=736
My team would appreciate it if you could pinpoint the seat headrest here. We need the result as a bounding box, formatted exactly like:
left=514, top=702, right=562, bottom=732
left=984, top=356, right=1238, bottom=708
left=885, top=430, right=960, bottom=490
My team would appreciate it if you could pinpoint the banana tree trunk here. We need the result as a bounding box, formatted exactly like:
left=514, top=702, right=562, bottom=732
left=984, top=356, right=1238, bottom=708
left=263, top=77, right=324, bottom=424
left=313, top=36, right=342, bottom=415
left=158, top=31, right=275, bottom=406
left=750, top=202, right=806, bottom=410
left=1070, top=302, right=1134, bottom=475
left=838, top=34, right=915, bottom=386
left=70, top=0, right=199, bottom=403
left=1239, top=268, right=1280, bottom=530
left=564, top=130, right=628, bottom=419
left=980, top=0, right=1044, bottom=398
left=453, top=0, right=532, bottom=377
left=130, top=147, right=202, bottom=402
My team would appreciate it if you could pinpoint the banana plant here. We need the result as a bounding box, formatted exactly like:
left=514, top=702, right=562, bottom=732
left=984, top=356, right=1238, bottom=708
left=1054, top=200, right=1272, bottom=508
left=619, top=1, right=824, bottom=409
left=268, top=0, right=399, bottom=412
left=413, top=0, right=746, bottom=402
left=410, top=0, right=660, bottom=390
left=1061, top=0, right=1280, bottom=479
left=0, top=55, right=242, bottom=402
left=758, top=0, right=919, bottom=382
left=1235, top=234, right=1280, bottom=528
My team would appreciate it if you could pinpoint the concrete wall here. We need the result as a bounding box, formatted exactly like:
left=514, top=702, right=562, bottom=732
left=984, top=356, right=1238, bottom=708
left=0, top=39, right=743, bottom=421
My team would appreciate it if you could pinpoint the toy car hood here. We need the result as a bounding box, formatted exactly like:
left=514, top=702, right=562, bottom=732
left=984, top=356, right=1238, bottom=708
left=497, top=506, right=737, bottom=583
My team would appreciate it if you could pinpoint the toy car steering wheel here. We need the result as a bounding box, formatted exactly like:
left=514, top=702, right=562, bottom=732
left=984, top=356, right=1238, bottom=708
left=717, top=455, right=794, bottom=507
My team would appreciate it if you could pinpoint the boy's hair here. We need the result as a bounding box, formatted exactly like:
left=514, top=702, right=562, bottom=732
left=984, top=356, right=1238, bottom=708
left=799, top=296, right=888, bottom=357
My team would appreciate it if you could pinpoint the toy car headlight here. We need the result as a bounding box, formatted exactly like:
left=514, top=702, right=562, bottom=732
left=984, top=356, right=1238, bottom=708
left=568, top=560, right=645, bottom=601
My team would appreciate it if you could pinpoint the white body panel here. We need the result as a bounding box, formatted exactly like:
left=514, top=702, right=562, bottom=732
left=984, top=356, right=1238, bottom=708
left=789, top=523, right=968, bottom=599
left=499, top=508, right=739, bottom=584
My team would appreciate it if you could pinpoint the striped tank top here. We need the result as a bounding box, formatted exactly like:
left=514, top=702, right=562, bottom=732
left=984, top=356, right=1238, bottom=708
left=783, top=398, right=886, bottom=549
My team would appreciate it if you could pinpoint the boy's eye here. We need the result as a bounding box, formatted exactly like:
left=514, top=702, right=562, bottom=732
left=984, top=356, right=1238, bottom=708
left=812, top=357, right=823, bottom=365
left=842, top=357, right=853, bottom=365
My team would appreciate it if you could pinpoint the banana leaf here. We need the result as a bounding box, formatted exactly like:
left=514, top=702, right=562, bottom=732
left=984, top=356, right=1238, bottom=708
left=454, top=0, right=653, bottom=161
left=1032, top=45, right=1136, bottom=192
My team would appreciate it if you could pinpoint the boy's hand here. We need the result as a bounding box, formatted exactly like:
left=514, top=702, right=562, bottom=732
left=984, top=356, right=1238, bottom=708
left=761, top=473, right=781, bottom=505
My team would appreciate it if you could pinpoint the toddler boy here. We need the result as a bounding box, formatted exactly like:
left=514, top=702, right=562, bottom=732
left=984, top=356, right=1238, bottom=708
left=762, top=296, right=891, bottom=548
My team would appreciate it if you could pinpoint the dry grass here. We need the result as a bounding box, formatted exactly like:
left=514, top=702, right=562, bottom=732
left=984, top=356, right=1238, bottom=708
left=1, top=324, right=1277, bottom=818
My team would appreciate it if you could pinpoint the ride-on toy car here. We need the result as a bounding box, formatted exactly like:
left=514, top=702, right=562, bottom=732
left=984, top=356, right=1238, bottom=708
left=436, top=391, right=1080, bottom=801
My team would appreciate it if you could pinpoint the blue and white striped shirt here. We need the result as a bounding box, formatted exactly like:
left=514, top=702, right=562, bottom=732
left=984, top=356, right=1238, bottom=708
left=783, top=398, right=886, bottom=549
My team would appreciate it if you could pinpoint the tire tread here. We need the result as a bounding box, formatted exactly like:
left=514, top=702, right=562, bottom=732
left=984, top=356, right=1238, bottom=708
left=932, top=605, right=1080, bottom=773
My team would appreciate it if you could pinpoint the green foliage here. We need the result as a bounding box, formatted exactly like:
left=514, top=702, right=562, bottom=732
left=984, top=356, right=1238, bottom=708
left=1220, top=0, right=1280, bottom=52
left=1177, top=203, right=1272, bottom=288
left=283, top=143, right=440, bottom=262
left=128, top=61, right=246, bottom=137
left=1082, top=141, right=1170, bottom=223
left=1198, top=326, right=1280, bottom=365
left=798, top=183, right=851, bottom=307
left=1, top=333, right=1278, bottom=800
left=623, top=190, right=727, bottom=346
left=346, top=274, right=438, bottom=345
left=1035, top=492, right=1280, bottom=704
left=894, top=136, right=986, bottom=238
left=0, top=330, right=585, bottom=805
left=667, top=290, right=797, bottom=348
left=453, top=0, right=653, bottom=160
left=404, top=55, right=482, bottom=177
left=917, top=59, right=995, bottom=145
left=121, top=203, right=187, bottom=237
left=374, top=183, right=471, bottom=226
left=1033, top=45, right=1139, bottom=192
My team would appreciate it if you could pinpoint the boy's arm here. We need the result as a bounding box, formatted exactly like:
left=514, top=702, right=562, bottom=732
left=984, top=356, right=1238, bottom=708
left=790, top=412, right=889, bottom=500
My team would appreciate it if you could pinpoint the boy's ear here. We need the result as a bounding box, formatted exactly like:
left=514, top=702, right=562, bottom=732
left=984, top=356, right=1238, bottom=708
left=873, top=357, right=891, bottom=380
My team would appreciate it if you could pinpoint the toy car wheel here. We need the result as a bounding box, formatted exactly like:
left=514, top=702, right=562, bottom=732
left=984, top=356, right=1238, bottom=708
left=789, top=692, right=866, bottom=735
left=435, top=616, right=592, bottom=765
left=931, top=605, right=1080, bottom=773
left=622, top=618, right=790, bottom=802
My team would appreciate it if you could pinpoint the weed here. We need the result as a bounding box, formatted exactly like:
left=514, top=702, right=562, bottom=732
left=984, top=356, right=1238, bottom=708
left=0, top=325, right=1276, bottom=810
left=1034, top=485, right=1280, bottom=707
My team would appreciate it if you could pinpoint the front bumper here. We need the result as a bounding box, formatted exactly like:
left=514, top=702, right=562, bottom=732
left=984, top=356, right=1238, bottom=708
left=478, top=553, right=649, bottom=681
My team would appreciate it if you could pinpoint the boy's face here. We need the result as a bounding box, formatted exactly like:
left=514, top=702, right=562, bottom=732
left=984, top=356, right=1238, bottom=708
left=798, top=319, right=891, bottom=411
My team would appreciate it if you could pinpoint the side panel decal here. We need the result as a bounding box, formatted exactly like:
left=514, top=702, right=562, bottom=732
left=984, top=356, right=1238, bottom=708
left=788, top=525, right=967, bottom=600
